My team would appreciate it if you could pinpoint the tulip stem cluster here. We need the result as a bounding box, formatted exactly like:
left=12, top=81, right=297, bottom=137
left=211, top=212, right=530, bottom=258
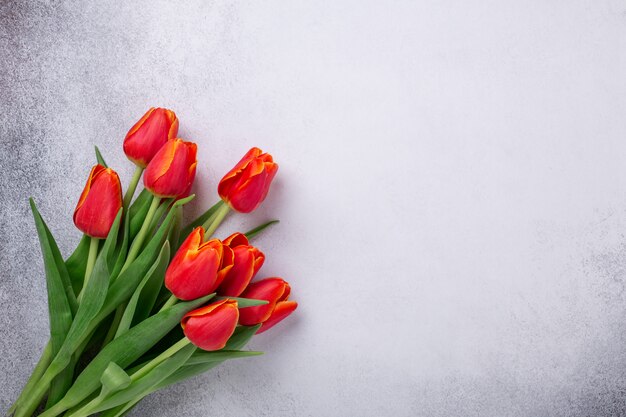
left=10, top=108, right=297, bottom=417
left=122, top=195, right=161, bottom=273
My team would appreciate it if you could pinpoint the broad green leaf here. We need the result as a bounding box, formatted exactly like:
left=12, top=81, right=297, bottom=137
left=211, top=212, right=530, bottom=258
left=65, top=235, right=91, bottom=296
left=44, top=211, right=121, bottom=377
left=29, top=199, right=73, bottom=357
left=110, top=212, right=131, bottom=282
left=51, top=294, right=214, bottom=413
left=132, top=242, right=170, bottom=325
left=101, top=363, right=131, bottom=395
left=129, top=189, right=152, bottom=240
left=179, top=200, right=223, bottom=245
left=100, top=326, right=260, bottom=417
left=30, top=200, right=74, bottom=409
left=95, top=146, right=108, bottom=167
left=88, top=344, right=196, bottom=414
left=24, top=211, right=122, bottom=417
left=115, top=242, right=170, bottom=338
left=217, top=296, right=269, bottom=308
left=47, top=322, right=98, bottom=408
left=92, top=196, right=194, bottom=327
left=244, top=220, right=279, bottom=240
left=39, top=211, right=78, bottom=315
left=154, top=325, right=261, bottom=390
left=185, top=350, right=263, bottom=366
left=167, top=205, right=183, bottom=258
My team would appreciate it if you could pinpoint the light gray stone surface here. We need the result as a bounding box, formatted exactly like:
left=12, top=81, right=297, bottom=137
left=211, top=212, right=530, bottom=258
left=2, top=1, right=626, bottom=416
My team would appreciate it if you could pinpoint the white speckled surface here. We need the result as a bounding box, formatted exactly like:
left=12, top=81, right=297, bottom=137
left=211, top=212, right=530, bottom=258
left=2, top=1, right=626, bottom=416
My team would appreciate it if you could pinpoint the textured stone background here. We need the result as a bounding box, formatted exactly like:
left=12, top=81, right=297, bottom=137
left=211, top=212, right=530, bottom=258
left=2, top=1, right=626, bottom=416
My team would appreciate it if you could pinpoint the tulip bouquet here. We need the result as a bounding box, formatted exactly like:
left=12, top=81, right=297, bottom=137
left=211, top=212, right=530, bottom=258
left=8, top=108, right=297, bottom=417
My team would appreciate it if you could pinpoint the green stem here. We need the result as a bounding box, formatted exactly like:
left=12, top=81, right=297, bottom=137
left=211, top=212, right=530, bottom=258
left=9, top=342, right=52, bottom=413
left=159, top=294, right=178, bottom=312
left=123, top=166, right=144, bottom=209
left=202, top=202, right=229, bottom=239
left=77, top=237, right=99, bottom=303
left=146, top=199, right=172, bottom=237
left=130, top=337, right=190, bottom=382
left=120, top=195, right=160, bottom=274
left=15, top=364, right=58, bottom=417
left=102, top=195, right=160, bottom=347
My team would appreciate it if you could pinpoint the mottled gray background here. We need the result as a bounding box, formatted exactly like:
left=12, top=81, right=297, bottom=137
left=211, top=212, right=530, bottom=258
left=2, top=1, right=626, bottom=416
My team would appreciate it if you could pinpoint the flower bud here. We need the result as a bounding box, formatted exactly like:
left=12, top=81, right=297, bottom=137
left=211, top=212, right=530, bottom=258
left=123, top=107, right=178, bottom=167
left=182, top=299, right=239, bottom=351
left=73, top=164, right=123, bottom=238
left=165, top=228, right=226, bottom=300
left=217, top=232, right=264, bottom=297
left=239, top=278, right=297, bottom=334
left=218, top=147, right=278, bottom=213
left=144, top=138, right=197, bottom=198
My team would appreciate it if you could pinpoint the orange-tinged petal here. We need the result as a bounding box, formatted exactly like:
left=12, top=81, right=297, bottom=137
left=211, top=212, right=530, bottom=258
left=73, top=165, right=123, bottom=238
left=222, top=232, right=249, bottom=248
left=257, top=300, right=298, bottom=334
left=165, top=228, right=223, bottom=300
left=123, top=107, right=178, bottom=167
left=217, top=245, right=264, bottom=297
left=144, top=138, right=197, bottom=198
left=218, top=147, right=278, bottom=213
left=238, top=278, right=290, bottom=326
left=182, top=299, right=239, bottom=351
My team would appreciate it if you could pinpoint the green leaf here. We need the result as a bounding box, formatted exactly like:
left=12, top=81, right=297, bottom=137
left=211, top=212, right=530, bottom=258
left=89, top=344, right=196, bottom=414
left=179, top=200, right=223, bottom=245
left=52, top=294, right=214, bottom=412
left=95, top=146, right=108, bottom=167
left=129, top=189, right=152, bottom=241
left=154, top=325, right=261, bottom=390
left=65, top=235, right=91, bottom=296
left=92, top=196, right=194, bottom=328
left=185, top=350, right=263, bottom=366
left=29, top=199, right=73, bottom=372
left=132, top=242, right=170, bottom=325
left=39, top=211, right=78, bottom=316
left=115, top=242, right=170, bottom=338
left=217, top=296, right=269, bottom=308
left=100, top=326, right=261, bottom=417
left=101, top=363, right=131, bottom=395
left=45, top=211, right=121, bottom=377
left=166, top=205, right=183, bottom=258
left=244, top=220, right=279, bottom=240
left=110, top=211, right=131, bottom=282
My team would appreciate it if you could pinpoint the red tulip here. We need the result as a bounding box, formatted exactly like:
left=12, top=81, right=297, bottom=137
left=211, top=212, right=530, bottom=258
left=144, top=138, right=197, bottom=198
left=182, top=299, right=239, bottom=351
left=218, top=147, right=278, bottom=213
left=73, top=164, right=123, bottom=238
left=217, top=233, right=264, bottom=297
left=165, top=228, right=226, bottom=300
left=239, top=278, right=297, bottom=334
left=123, top=107, right=178, bottom=167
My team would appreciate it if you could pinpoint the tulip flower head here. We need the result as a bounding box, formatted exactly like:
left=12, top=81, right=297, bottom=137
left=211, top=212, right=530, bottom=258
left=217, top=232, right=265, bottom=297
left=165, top=228, right=227, bottom=301
left=144, top=138, right=197, bottom=198
left=182, top=299, right=239, bottom=351
left=218, top=147, right=278, bottom=213
left=239, top=277, right=297, bottom=334
left=73, top=164, right=123, bottom=239
left=123, top=107, right=178, bottom=168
